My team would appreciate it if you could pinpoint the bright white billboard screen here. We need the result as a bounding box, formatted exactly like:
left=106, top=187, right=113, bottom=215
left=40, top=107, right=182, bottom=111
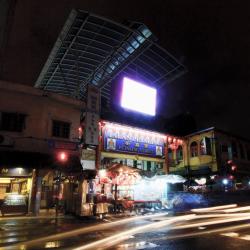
left=121, top=77, right=157, bottom=116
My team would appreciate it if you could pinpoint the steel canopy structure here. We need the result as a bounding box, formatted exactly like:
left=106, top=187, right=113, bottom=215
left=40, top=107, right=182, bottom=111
left=35, top=9, right=187, bottom=103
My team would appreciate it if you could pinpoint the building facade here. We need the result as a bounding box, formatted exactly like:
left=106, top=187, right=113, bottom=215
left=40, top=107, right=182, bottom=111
left=0, top=81, right=83, bottom=215
left=170, top=127, right=250, bottom=186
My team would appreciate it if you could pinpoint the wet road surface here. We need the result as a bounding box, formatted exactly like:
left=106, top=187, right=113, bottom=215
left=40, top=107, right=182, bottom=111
left=2, top=204, right=250, bottom=249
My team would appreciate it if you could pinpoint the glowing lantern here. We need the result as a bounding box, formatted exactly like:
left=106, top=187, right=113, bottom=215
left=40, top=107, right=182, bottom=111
left=231, top=165, right=237, bottom=171
left=178, top=139, right=183, bottom=145
left=99, top=169, right=107, bottom=178
left=58, top=151, right=68, bottom=162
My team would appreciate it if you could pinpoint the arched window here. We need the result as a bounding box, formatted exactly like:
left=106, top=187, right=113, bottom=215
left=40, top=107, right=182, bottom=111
left=239, top=143, right=245, bottom=159
left=232, top=141, right=238, bottom=158
left=200, top=137, right=212, bottom=155
left=168, top=148, right=173, bottom=160
left=246, top=147, right=250, bottom=161
left=190, top=141, right=198, bottom=157
left=176, top=145, right=183, bottom=160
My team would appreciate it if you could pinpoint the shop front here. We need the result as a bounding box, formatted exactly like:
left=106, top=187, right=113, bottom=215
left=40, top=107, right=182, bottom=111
left=62, top=121, right=186, bottom=217
left=100, top=121, right=167, bottom=172
left=96, top=121, right=169, bottom=213
left=0, top=167, right=33, bottom=216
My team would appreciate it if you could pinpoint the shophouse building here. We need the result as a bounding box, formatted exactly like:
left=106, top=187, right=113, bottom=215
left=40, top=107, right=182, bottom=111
left=170, top=127, right=250, bottom=185
left=0, top=81, right=83, bottom=215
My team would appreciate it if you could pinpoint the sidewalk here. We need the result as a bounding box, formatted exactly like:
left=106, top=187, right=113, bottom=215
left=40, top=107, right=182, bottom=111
left=0, top=208, right=65, bottom=221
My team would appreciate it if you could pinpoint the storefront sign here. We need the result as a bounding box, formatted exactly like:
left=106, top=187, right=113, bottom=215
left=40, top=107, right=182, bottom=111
left=81, top=149, right=96, bottom=161
left=0, top=168, right=32, bottom=177
left=80, top=149, right=96, bottom=170
left=81, top=160, right=96, bottom=170
left=48, top=140, right=78, bottom=151
left=103, top=123, right=165, bottom=157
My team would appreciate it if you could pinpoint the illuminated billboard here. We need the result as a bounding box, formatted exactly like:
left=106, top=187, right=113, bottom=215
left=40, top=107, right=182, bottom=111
left=121, top=77, right=157, bottom=116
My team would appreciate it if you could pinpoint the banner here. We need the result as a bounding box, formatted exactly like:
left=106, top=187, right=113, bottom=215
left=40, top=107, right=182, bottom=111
left=84, top=85, right=100, bottom=145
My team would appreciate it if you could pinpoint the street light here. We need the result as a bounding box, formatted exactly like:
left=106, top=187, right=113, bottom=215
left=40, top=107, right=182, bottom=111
left=222, top=179, right=229, bottom=185
left=58, top=151, right=68, bottom=162
left=56, top=151, right=68, bottom=218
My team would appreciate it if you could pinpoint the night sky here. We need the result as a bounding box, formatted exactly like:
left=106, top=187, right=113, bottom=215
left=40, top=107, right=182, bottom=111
left=1, top=0, right=250, bottom=137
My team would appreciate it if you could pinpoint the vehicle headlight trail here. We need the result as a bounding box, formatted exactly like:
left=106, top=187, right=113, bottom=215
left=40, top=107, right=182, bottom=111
left=73, top=215, right=196, bottom=250
left=6, top=213, right=169, bottom=249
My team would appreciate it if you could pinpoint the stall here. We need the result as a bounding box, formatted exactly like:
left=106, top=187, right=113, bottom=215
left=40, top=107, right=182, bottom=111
left=0, top=168, right=33, bottom=216
left=96, top=164, right=186, bottom=213
left=1, top=193, right=28, bottom=216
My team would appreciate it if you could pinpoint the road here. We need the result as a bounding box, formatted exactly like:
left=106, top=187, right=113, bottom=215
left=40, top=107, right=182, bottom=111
left=1, top=204, right=250, bottom=249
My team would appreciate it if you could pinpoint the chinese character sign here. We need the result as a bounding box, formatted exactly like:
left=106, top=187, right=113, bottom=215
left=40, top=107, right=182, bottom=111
left=84, top=85, right=100, bottom=145
left=84, top=112, right=99, bottom=145
left=103, top=123, right=165, bottom=157
left=87, top=85, right=100, bottom=113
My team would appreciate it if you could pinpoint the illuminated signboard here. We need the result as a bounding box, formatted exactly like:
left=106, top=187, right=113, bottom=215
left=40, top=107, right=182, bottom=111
left=0, top=168, right=32, bottom=177
left=103, top=123, right=165, bottom=157
left=121, top=77, right=157, bottom=116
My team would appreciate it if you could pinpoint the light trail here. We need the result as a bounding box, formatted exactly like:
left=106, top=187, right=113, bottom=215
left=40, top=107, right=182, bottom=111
left=7, top=204, right=250, bottom=250
left=74, top=212, right=250, bottom=249
left=6, top=212, right=169, bottom=249
left=152, top=223, right=250, bottom=242
left=170, top=214, right=250, bottom=230
left=188, top=212, right=250, bottom=219
left=191, top=204, right=237, bottom=213
left=220, top=205, right=250, bottom=213
left=73, top=214, right=196, bottom=250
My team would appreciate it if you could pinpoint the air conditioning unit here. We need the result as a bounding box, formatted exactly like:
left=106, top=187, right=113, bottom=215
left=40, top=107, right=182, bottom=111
left=0, top=134, right=14, bottom=147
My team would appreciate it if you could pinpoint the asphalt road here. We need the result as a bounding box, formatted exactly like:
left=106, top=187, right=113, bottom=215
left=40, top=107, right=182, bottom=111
left=2, top=204, right=250, bottom=250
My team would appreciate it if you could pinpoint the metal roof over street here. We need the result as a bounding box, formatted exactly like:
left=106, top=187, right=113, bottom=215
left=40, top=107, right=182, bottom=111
left=35, top=9, right=187, bottom=102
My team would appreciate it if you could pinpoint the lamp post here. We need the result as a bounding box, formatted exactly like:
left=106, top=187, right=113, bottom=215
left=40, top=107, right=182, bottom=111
left=55, top=151, right=68, bottom=218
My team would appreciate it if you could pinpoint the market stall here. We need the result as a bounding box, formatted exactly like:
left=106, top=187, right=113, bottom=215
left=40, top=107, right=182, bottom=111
left=96, top=164, right=186, bottom=213
left=1, top=193, right=28, bottom=216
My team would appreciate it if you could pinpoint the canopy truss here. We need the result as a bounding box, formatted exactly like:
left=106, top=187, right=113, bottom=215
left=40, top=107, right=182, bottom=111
left=35, top=9, right=187, bottom=103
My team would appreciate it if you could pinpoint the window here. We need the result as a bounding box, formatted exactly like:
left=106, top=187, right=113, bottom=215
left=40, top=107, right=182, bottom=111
left=168, top=148, right=173, bottom=160
left=232, top=141, right=238, bottom=158
left=176, top=145, right=183, bottom=160
left=190, top=141, right=198, bottom=157
left=52, top=120, right=70, bottom=138
left=0, top=112, right=26, bottom=132
left=221, top=144, right=228, bottom=153
left=246, top=147, right=250, bottom=161
left=200, top=137, right=212, bottom=155
left=239, top=143, right=245, bottom=159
